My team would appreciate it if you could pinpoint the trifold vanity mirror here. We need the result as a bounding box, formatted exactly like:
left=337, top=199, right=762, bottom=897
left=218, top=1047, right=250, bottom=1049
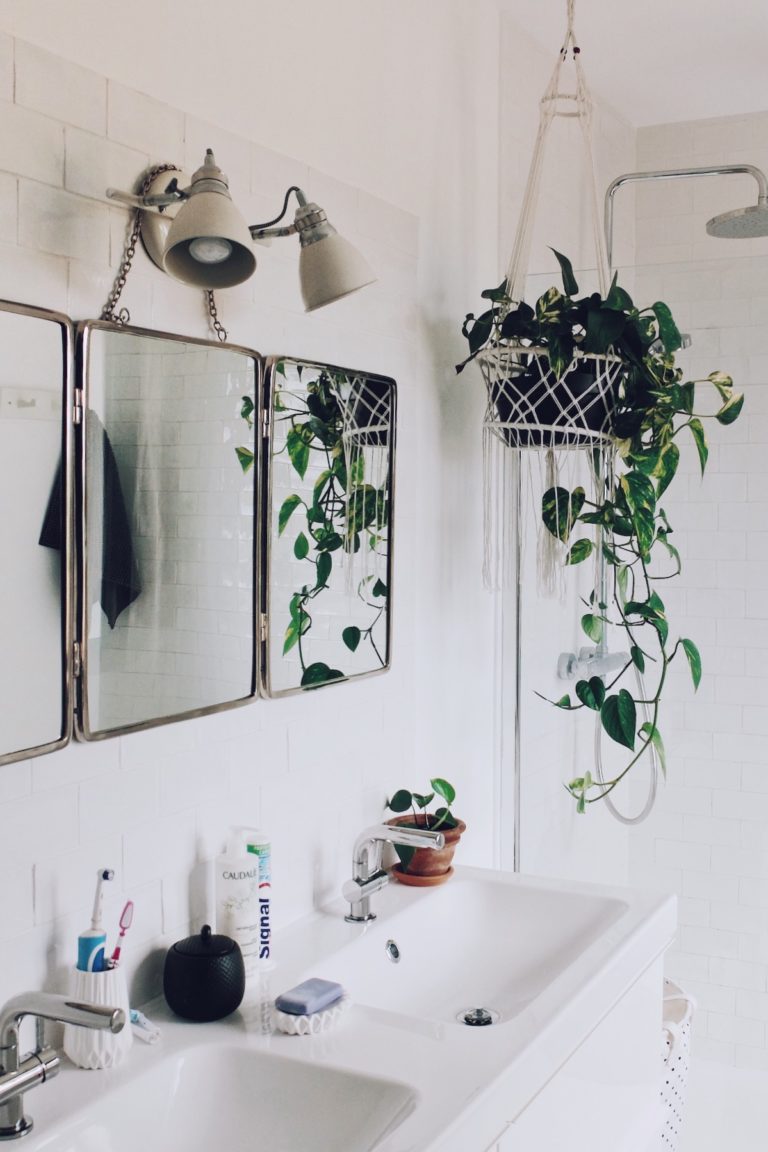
left=0, top=301, right=73, bottom=766
left=76, top=323, right=260, bottom=738
left=261, top=357, right=395, bottom=696
left=0, top=307, right=395, bottom=760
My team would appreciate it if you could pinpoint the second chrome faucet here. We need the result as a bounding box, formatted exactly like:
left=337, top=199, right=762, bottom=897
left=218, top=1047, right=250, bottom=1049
left=342, top=824, right=445, bottom=922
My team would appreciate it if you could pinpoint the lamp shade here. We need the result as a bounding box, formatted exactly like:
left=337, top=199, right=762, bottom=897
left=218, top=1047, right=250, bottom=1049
left=299, top=232, right=376, bottom=312
left=163, top=151, right=256, bottom=289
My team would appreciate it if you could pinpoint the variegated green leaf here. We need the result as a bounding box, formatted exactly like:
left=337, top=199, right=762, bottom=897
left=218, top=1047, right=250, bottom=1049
left=681, top=637, right=702, bottom=690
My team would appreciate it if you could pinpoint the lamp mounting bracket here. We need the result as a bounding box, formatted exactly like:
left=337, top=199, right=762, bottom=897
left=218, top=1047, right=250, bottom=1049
left=250, top=185, right=309, bottom=239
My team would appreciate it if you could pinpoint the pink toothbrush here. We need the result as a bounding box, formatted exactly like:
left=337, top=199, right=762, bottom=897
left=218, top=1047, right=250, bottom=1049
left=110, top=901, right=134, bottom=965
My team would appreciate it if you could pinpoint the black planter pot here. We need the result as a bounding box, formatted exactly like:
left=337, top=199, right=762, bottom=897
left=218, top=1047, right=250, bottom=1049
left=488, top=355, right=617, bottom=448
left=347, top=377, right=392, bottom=447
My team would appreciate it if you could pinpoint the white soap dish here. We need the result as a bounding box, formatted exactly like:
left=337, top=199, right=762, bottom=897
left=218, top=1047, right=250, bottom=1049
left=272, top=995, right=351, bottom=1036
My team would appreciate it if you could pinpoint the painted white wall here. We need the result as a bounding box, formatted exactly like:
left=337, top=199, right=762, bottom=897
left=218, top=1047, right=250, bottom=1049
left=626, top=111, right=768, bottom=1072
left=0, top=0, right=480, bottom=219
left=502, top=1, right=768, bottom=130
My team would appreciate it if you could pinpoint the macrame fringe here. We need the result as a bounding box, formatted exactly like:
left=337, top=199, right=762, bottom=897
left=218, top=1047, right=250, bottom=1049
left=483, top=423, right=519, bottom=591
left=536, top=449, right=565, bottom=598
left=334, top=373, right=393, bottom=596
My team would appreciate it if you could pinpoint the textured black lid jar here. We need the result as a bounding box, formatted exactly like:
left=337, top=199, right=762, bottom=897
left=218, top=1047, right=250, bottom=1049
left=163, top=924, right=246, bottom=1022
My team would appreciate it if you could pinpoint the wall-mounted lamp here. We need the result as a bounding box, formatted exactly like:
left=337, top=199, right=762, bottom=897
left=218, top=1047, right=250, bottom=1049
left=250, top=185, right=376, bottom=311
left=106, top=149, right=375, bottom=311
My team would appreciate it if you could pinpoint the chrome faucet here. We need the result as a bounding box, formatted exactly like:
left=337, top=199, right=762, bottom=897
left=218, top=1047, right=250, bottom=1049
left=342, top=823, right=445, bottom=922
left=0, top=992, right=125, bottom=1140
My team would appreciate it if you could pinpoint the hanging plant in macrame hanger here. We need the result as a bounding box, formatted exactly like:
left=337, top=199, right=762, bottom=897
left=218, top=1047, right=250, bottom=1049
left=455, top=0, right=743, bottom=813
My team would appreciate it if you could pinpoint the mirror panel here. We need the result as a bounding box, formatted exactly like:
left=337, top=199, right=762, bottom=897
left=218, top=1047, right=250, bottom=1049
left=261, top=356, right=395, bottom=696
left=0, top=301, right=72, bottom=765
left=78, top=323, right=260, bottom=737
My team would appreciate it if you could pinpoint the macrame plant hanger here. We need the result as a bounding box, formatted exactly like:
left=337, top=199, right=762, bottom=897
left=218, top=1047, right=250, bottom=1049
left=480, top=0, right=619, bottom=594
left=336, top=372, right=393, bottom=594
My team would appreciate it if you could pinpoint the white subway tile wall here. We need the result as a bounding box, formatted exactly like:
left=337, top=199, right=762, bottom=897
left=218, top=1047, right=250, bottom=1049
left=628, top=110, right=768, bottom=1069
left=0, top=34, right=505, bottom=1010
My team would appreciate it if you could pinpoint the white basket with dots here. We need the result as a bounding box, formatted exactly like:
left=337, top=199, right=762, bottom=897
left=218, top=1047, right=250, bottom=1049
left=657, top=979, right=696, bottom=1151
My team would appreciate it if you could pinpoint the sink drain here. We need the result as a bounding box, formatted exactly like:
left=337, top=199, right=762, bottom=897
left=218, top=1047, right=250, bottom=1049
left=458, top=1006, right=499, bottom=1027
left=385, top=939, right=401, bottom=963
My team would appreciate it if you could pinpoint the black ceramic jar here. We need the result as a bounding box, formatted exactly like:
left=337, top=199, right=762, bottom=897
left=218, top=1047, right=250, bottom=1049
left=163, top=924, right=246, bottom=1022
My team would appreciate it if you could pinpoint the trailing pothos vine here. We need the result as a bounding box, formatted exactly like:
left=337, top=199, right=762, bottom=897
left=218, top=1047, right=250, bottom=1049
left=238, top=361, right=389, bottom=689
left=459, top=251, right=744, bottom=812
left=540, top=258, right=742, bottom=811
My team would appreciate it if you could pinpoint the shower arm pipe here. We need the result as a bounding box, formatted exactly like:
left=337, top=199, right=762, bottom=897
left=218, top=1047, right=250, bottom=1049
left=604, top=164, right=768, bottom=273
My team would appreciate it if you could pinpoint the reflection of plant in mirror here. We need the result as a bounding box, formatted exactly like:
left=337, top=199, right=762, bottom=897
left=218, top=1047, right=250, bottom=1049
left=238, top=362, right=389, bottom=688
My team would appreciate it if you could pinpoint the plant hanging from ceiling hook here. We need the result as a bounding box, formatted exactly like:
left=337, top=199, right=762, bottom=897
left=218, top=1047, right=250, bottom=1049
left=455, top=0, right=744, bottom=812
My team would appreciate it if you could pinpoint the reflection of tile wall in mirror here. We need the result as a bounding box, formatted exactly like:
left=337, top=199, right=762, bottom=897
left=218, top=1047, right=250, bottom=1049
left=263, top=357, right=395, bottom=696
left=79, top=324, right=260, bottom=737
left=0, top=303, right=71, bottom=764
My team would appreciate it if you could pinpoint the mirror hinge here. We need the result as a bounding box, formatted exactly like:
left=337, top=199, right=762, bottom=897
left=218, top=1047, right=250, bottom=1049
left=261, top=408, right=271, bottom=438
left=73, top=389, right=83, bottom=425
left=73, top=642, right=82, bottom=678
left=260, top=617, right=268, bottom=643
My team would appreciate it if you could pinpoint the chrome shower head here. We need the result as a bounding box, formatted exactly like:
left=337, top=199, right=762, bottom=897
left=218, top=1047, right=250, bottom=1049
left=706, top=202, right=768, bottom=239
left=605, top=164, right=768, bottom=269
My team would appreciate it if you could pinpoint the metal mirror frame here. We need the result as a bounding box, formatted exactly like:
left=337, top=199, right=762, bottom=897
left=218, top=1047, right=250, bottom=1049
left=259, top=354, right=396, bottom=699
left=74, top=320, right=262, bottom=740
left=0, top=300, right=74, bottom=766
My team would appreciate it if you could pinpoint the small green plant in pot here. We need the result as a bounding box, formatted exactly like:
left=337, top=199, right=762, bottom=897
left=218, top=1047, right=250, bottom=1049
left=385, top=779, right=465, bottom=885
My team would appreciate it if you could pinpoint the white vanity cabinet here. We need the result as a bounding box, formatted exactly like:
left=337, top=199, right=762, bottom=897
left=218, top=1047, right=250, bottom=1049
left=488, top=960, right=665, bottom=1152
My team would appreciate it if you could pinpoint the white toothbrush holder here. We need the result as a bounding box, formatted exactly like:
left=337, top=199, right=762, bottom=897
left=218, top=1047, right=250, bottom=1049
left=63, top=967, right=133, bottom=1070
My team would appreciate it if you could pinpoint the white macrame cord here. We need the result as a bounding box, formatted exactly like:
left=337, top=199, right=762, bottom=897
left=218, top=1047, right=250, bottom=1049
left=481, top=0, right=618, bottom=593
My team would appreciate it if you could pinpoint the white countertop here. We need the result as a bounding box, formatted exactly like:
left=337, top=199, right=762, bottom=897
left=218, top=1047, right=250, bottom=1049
left=26, top=867, right=676, bottom=1152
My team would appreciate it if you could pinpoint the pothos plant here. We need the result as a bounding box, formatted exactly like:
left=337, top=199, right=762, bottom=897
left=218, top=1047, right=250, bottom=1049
left=385, top=778, right=458, bottom=871
left=238, top=362, right=389, bottom=689
left=458, top=251, right=745, bottom=811
left=457, top=248, right=684, bottom=379
left=385, top=777, right=458, bottom=831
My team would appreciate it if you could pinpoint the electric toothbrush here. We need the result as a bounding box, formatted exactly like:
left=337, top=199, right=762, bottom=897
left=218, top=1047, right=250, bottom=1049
left=77, top=868, right=114, bottom=972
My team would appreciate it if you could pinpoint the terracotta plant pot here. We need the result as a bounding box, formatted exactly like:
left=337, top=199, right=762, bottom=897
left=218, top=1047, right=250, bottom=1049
left=386, top=815, right=466, bottom=887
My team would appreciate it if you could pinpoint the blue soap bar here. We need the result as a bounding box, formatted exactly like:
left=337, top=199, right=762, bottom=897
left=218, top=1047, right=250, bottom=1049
left=274, top=978, right=344, bottom=1016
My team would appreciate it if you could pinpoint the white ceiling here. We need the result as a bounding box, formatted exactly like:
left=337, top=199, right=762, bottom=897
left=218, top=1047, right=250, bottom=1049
left=504, top=1, right=768, bottom=127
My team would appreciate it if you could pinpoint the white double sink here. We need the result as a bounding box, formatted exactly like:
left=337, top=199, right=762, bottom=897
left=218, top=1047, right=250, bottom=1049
left=26, top=867, right=675, bottom=1152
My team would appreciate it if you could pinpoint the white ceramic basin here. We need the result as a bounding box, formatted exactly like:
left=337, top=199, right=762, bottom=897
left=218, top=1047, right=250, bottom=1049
left=310, top=874, right=626, bottom=1024
left=29, top=1043, right=415, bottom=1152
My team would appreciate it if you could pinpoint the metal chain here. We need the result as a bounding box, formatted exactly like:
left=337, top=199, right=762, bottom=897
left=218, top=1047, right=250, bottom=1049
left=100, top=163, right=180, bottom=325
left=206, top=290, right=228, bottom=342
